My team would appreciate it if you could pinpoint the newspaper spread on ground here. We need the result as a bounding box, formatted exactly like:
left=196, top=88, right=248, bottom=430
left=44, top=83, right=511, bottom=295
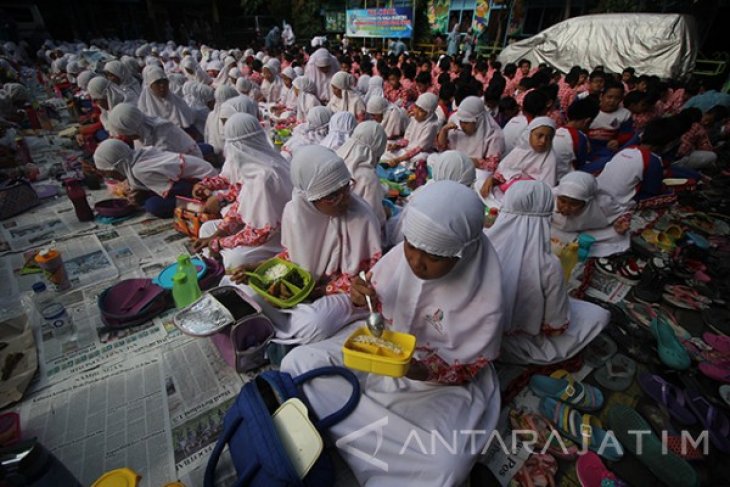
left=584, top=269, right=632, bottom=303
left=17, top=355, right=176, bottom=486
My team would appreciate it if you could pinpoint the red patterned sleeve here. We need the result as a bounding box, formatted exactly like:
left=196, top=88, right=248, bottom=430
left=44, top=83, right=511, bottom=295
left=416, top=346, right=489, bottom=385
left=401, top=145, right=424, bottom=161
left=210, top=224, right=276, bottom=252
left=323, top=252, right=382, bottom=295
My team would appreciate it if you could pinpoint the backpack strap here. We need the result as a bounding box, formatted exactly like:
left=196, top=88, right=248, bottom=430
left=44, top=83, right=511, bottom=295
left=293, top=366, right=361, bottom=430
left=204, top=403, right=253, bottom=487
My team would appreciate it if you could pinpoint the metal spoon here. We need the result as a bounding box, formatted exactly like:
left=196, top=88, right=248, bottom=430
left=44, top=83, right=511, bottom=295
left=359, top=271, right=384, bottom=338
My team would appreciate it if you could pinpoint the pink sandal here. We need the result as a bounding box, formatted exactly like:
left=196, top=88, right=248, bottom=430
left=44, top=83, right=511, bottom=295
left=511, top=452, right=557, bottom=487
left=576, top=451, right=627, bottom=487
left=704, top=332, right=730, bottom=355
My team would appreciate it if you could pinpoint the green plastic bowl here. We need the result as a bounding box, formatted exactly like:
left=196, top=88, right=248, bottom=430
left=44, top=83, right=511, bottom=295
left=247, top=257, right=314, bottom=308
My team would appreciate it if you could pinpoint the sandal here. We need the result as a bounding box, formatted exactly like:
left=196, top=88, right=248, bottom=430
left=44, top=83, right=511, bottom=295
left=662, top=284, right=711, bottom=311
left=651, top=316, right=692, bottom=370
left=594, top=353, right=636, bottom=392
left=704, top=332, right=730, bottom=354
left=698, top=360, right=730, bottom=384
left=608, top=405, right=699, bottom=487
left=576, top=451, right=627, bottom=487
left=511, top=452, right=557, bottom=487
left=605, top=323, right=657, bottom=365
left=581, top=333, right=617, bottom=369
left=596, top=256, right=643, bottom=285
left=720, top=384, right=730, bottom=407
left=529, top=370, right=604, bottom=412
left=637, top=373, right=697, bottom=425
left=632, top=257, right=670, bottom=304
left=539, top=397, right=623, bottom=462
left=638, top=404, right=704, bottom=461
left=684, top=388, right=730, bottom=453
left=508, top=408, right=579, bottom=460
left=682, top=337, right=729, bottom=364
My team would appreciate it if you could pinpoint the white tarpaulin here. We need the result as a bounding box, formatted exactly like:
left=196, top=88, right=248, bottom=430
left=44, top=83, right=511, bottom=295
left=499, top=13, right=698, bottom=79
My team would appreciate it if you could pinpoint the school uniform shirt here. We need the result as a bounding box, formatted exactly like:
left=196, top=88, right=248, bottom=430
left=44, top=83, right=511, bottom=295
left=596, top=147, right=664, bottom=211
left=553, top=126, right=590, bottom=177
left=587, top=107, right=634, bottom=153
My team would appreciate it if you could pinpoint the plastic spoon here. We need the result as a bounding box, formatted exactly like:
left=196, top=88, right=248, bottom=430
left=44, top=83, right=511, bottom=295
left=358, top=271, right=384, bottom=338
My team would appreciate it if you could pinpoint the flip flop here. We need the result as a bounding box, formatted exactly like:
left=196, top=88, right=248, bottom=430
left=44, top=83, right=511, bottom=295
left=576, top=451, right=628, bottom=487
left=581, top=333, right=617, bottom=369
left=508, top=408, right=579, bottom=460
left=608, top=405, right=699, bottom=487
left=698, top=361, right=730, bottom=384
left=637, top=403, right=704, bottom=460
left=539, top=397, right=623, bottom=462
left=651, top=317, right=691, bottom=370
left=682, top=337, right=729, bottom=364
left=511, top=452, right=558, bottom=487
left=605, top=323, right=656, bottom=365
left=637, top=373, right=697, bottom=425
left=529, top=370, right=604, bottom=412
left=684, top=388, right=730, bottom=453
left=594, top=353, right=636, bottom=392
left=703, top=332, right=730, bottom=354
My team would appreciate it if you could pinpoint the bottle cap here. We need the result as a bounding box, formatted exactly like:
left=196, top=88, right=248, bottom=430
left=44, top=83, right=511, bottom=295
left=91, top=467, right=140, bottom=487
left=32, top=282, right=47, bottom=293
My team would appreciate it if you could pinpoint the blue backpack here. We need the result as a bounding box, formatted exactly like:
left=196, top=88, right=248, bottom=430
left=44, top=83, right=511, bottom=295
left=204, top=366, right=360, bottom=487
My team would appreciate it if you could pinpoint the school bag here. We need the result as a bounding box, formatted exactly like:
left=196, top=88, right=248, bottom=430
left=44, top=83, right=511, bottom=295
left=204, top=366, right=361, bottom=487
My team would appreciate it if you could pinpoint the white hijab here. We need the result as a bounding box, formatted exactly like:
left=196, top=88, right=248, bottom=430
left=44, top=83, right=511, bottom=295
left=372, top=181, right=504, bottom=364
left=486, top=180, right=569, bottom=336
left=336, top=121, right=388, bottom=225
left=261, top=60, right=283, bottom=104
left=552, top=171, right=624, bottom=232
left=327, top=72, right=364, bottom=117
left=224, top=113, right=292, bottom=229
left=320, top=111, right=356, bottom=151
left=279, top=67, right=298, bottom=109
left=496, top=117, right=557, bottom=187
left=366, top=96, right=409, bottom=139
left=448, top=96, right=505, bottom=161
left=596, top=147, right=647, bottom=212
left=93, top=139, right=216, bottom=196
left=304, top=48, right=339, bottom=102
left=282, top=106, right=332, bottom=156
left=137, top=66, right=195, bottom=128
left=293, top=76, right=322, bottom=122
left=107, top=103, right=200, bottom=156
left=283, top=145, right=382, bottom=281
left=428, top=150, right=477, bottom=186
left=87, top=76, right=125, bottom=128
left=204, top=84, right=238, bottom=154
left=181, top=56, right=212, bottom=85
left=403, top=92, right=440, bottom=152
left=363, top=75, right=385, bottom=104
left=104, top=60, right=141, bottom=103
left=357, top=74, right=371, bottom=96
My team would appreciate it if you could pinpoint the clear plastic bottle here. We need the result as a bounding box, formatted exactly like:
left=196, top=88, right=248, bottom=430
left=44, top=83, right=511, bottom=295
left=32, top=282, right=74, bottom=337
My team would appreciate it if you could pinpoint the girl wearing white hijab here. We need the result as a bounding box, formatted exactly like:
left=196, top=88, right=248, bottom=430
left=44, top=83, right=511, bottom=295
left=337, top=121, right=388, bottom=227
left=551, top=171, right=631, bottom=257
left=234, top=77, right=262, bottom=102
left=261, top=60, right=283, bottom=104
left=137, top=66, right=196, bottom=130
left=218, top=95, right=259, bottom=125
left=356, top=74, right=371, bottom=96
left=204, top=84, right=238, bottom=155
left=87, top=76, right=125, bottom=129
left=167, top=73, right=187, bottom=97
left=363, top=75, right=385, bottom=104
left=196, top=113, right=292, bottom=269
left=181, top=56, right=212, bottom=85
left=183, top=81, right=214, bottom=135
left=212, top=56, right=237, bottom=88
left=382, top=92, right=441, bottom=166
left=107, top=103, right=202, bottom=157
left=281, top=106, right=332, bottom=159
left=227, top=145, right=383, bottom=344
left=482, top=117, right=557, bottom=209
left=276, top=67, right=298, bottom=114
left=320, top=111, right=356, bottom=151
left=428, top=150, right=477, bottom=186
left=486, top=180, right=609, bottom=364
left=438, top=96, right=504, bottom=179
left=103, top=60, right=141, bottom=103
left=281, top=181, right=504, bottom=487
left=327, top=72, right=366, bottom=120
left=93, top=139, right=216, bottom=218
left=304, top=48, right=339, bottom=103
left=366, top=96, right=409, bottom=140
left=292, top=76, right=321, bottom=122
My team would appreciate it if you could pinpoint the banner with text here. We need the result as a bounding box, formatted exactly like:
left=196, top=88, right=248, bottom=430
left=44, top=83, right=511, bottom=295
left=346, top=8, right=413, bottom=38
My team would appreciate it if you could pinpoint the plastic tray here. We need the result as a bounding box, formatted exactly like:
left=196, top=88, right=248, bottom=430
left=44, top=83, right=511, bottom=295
left=247, top=258, right=314, bottom=309
left=342, top=326, right=416, bottom=378
left=154, top=257, right=207, bottom=289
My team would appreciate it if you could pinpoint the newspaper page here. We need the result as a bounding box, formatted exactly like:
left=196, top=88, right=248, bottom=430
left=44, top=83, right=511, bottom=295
left=97, top=226, right=154, bottom=269
left=131, top=217, right=192, bottom=259
left=163, top=338, right=244, bottom=478
left=17, top=355, right=176, bottom=486
left=584, top=270, right=632, bottom=303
